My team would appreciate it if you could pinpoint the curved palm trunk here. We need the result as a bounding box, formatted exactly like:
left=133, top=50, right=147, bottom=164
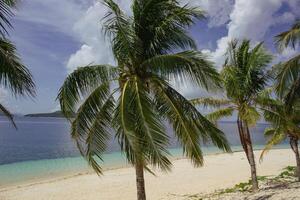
left=289, top=136, right=300, bottom=181
left=135, top=161, right=146, bottom=200
left=237, top=118, right=259, bottom=191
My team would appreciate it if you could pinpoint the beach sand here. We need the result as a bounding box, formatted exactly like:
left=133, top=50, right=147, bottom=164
left=0, top=149, right=296, bottom=200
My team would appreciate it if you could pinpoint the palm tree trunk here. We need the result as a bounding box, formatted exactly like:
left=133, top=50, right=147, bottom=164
left=237, top=118, right=258, bottom=191
left=244, top=122, right=258, bottom=191
left=289, top=136, right=300, bottom=181
left=135, top=161, right=146, bottom=200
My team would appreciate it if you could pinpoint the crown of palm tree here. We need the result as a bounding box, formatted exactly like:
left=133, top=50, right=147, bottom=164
left=58, top=0, right=230, bottom=174
left=191, top=39, right=272, bottom=126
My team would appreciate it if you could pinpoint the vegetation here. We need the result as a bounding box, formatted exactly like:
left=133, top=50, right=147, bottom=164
left=185, top=166, right=298, bottom=199
left=191, top=39, right=273, bottom=190
left=0, top=0, right=35, bottom=127
left=58, top=1, right=230, bottom=199
left=257, top=89, right=300, bottom=181
left=257, top=20, right=300, bottom=181
left=274, top=20, right=300, bottom=107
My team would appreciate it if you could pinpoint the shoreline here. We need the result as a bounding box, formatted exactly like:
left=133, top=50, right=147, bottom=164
left=0, top=148, right=254, bottom=189
left=0, top=148, right=293, bottom=193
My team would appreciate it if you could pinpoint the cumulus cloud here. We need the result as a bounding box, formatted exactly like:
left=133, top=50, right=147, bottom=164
left=66, top=0, right=236, bottom=72
left=208, top=0, right=299, bottom=67
left=66, top=0, right=300, bottom=97
left=66, top=1, right=131, bottom=72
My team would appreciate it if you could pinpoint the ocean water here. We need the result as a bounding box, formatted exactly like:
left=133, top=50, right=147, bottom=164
left=0, top=117, right=289, bottom=186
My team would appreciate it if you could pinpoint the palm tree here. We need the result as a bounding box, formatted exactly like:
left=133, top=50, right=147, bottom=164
left=191, top=39, right=272, bottom=191
left=58, top=1, right=230, bottom=199
left=0, top=0, right=35, bottom=126
left=257, top=89, right=300, bottom=181
left=275, top=20, right=300, bottom=107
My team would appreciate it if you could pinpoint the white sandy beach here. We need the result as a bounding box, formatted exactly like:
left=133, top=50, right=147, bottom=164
left=0, top=149, right=296, bottom=200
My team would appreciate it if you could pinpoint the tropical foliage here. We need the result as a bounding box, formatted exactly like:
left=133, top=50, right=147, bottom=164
left=0, top=0, right=35, bottom=127
left=256, top=89, right=300, bottom=181
left=274, top=20, right=300, bottom=107
left=257, top=21, right=300, bottom=181
left=58, top=1, right=230, bottom=199
left=191, top=39, right=272, bottom=190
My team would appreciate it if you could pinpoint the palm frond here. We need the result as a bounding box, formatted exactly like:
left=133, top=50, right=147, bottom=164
left=239, top=105, right=260, bottom=126
left=259, top=129, right=286, bottom=162
left=206, top=107, right=235, bottom=123
left=57, top=65, right=117, bottom=119
left=0, top=103, right=16, bottom=128
left=0, top=38, right=35, bottom=97
left=132, top=0, right=205, bottom=57
left=0, top=0, right=17, bottom=36
left=143, top=51, right=221, bottom=90
left=71, top=94, right=115, bottom=175
left=102, top=0, right=140, bottom=64
left=190, top=97, right=231, bottom=108
left=114, top=77, right=172, bottom=170
left=129, top=76, right=171, bottom=170
left=274, top=54, right=300, bottom=107
left=152, top=78, right=231, bottom=166
left=275, top=20, right=300, bottom=51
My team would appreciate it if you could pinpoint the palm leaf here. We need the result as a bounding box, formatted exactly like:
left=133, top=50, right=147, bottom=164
left=190, top=97, right=231, bottom=108
left=0, top=38, right=35, bottom=97
left=274, top=55, right=300, bottom=107
left=259, top=129, right=286, bottom=162
left=0, top=103, right=16, bottom=128
left=57, top=65, right=117, bottom=119
left=143, top=51, right=221, bottom=90
left=275, top=20, right=300, bottom=51
left=206, top=107, right=235, bottom=123
left=72, top=94, right=115, bottom=174
left=0, top=0, right=17, bottom=36
left=152, top=78, right=230, bottom=166
left=132, top=0, right=205, bottom=57
left=129, top=76, right=171, bottom=170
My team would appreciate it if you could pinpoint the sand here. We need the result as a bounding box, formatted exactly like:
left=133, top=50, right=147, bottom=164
left=0, top=149, right=296, bottom=200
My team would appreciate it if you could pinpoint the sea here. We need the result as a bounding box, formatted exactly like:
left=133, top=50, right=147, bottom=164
left=0, top=116, right=289, bottom=186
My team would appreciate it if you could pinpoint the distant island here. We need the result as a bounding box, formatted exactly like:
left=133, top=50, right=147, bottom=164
left=25, top=111, right=73, bottom=118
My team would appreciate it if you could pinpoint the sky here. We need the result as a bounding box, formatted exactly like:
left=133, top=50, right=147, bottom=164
left=4, top=0, right=300, bottom=114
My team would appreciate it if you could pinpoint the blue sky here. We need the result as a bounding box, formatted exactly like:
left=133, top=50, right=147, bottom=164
left=4, top=0, right=300, bottom=114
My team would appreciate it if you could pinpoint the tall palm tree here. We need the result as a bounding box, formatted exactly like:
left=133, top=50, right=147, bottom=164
left=0, top=0, right=35, bottom=126
left=257, top=89, right=300, bottom=181
left=58, top=1, right=230, bottom=199
left=275, top=20, right=300, bottom=107
left=191, top=39, right=272, bottom=191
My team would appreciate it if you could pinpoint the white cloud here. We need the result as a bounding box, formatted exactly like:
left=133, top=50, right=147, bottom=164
left=66, top=0, right=235, bottom=72
left=66, top=1, right=131, bottom=72
left=208, top=0, right=296, bottom=67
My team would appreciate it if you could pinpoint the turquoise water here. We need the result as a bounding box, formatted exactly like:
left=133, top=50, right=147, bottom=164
left=0, top=117, right=290, bottom=186
left=0, top=144, right=290, bottom=186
